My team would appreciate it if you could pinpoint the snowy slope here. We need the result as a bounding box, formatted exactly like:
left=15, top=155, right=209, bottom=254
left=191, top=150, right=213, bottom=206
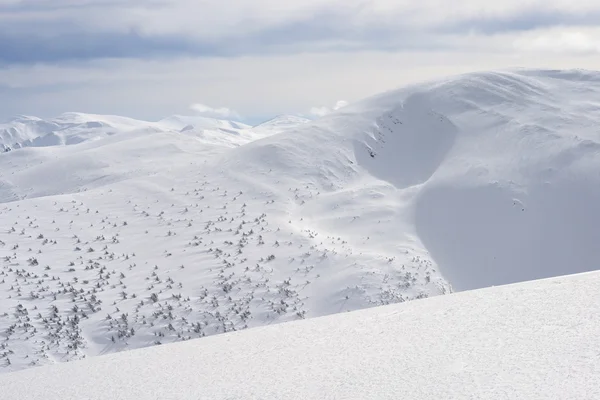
left=0, top=112, right=266, bottom=202
left=0, top=127, right=239, bottom=202
left=1, top=270, right=599, bottom=399
left=0, top=104, right=449, bottom=372
left=2, top=68, right=600, bottom=373
left=220, top=69, right=600, bottom=291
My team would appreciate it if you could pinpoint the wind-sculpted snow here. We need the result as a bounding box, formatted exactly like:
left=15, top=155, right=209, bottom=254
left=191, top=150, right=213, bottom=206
left=1, top=69, right=600, bottom=373
left=408, top=71, right=600, bottom=290
left=356, top=95, right=458, bottom=189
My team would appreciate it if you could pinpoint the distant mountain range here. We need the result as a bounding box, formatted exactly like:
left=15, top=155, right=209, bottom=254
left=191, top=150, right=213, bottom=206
left=0, top=113, right=310, bottom=152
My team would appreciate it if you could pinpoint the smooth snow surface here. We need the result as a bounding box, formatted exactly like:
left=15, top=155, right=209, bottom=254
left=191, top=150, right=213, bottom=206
left=1, top=68, right=600, bottom=373
left=1, top=270, right=599, bottom=400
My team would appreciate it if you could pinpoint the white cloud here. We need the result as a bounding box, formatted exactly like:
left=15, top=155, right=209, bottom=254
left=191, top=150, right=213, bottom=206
left=513, top=27, right=600, bottom=54
left=190, top=103, right=240, bottom=119
left=309, top=106, right=331, bottom=117
left=334, top=100, right=349, bottom=109
left=309, top=100, right=349, bottom=117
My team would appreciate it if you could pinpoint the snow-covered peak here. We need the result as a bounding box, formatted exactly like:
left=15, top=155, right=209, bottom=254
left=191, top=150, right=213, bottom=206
left=2, top=114, right=43, bottom=123
left=51, top=112, right=141, bottom=125
left=0, top=112, right=156, bottom=151
left=0, top=117, right=60, bottom=151
left=223, top=69, right=600, bottom=291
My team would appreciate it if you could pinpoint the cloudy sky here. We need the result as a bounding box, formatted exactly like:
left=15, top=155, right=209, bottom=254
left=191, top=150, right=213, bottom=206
left=2, top=0, right=600, bottom=123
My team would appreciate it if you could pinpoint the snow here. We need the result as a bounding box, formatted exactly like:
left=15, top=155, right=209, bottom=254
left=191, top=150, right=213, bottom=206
left=1, top=68, right=600, bottom=374
left=250, top=114, right=311, bottom=134
left=220, top=69, right=600, bottom=292
left=1, top=270, right=599, bottom=399
left=157, top=115, right=250, bottom=131
left=0, top=112, right=252, bottom=152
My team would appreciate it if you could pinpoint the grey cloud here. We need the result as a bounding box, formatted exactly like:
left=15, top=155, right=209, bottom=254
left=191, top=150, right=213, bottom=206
left=0, top=0, right=166, bottom=12
left=0, top=29, right=224, bottom=64
left=0, top=1, right=599, bottom=65
left=439, top=9, right=600, bottom=34
left=0, top=9, right=446, bottom=65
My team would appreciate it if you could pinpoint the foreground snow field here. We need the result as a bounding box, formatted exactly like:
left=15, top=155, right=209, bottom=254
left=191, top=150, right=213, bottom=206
left=1, top=68, right=600, bottom=373
left=1, top=270, right=599, bottom=399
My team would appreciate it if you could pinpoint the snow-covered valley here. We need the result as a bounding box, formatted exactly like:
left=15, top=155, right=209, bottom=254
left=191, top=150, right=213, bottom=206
left=1, top=68, right=600, bottom=375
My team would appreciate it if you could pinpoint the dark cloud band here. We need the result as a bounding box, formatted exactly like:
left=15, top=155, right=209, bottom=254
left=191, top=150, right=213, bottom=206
left=0, top=3, right=598, bottom=65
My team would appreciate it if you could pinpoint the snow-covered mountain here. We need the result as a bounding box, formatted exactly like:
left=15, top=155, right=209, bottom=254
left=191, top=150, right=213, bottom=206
left=2, top=270, right=599, bottom=399
left=1, top=68, right=600, bottom=374
left=0, top=113, right=253, bottom=152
